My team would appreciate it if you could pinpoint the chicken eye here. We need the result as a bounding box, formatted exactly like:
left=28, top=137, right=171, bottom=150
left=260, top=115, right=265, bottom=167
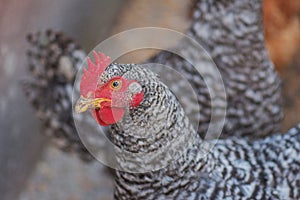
left=110, top=80, right=122, bottom=90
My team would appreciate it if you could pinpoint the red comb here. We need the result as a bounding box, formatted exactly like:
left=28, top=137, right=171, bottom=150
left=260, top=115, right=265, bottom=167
left=80, top=51, right=111, bottom=97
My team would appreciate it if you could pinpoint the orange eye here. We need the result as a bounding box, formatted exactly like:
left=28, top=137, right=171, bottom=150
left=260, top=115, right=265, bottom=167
left=110, top=80, right=122, bottom=90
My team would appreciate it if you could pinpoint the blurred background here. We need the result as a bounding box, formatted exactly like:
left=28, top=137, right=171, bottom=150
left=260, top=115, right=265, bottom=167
left=0, top=0, right=299, bottom=199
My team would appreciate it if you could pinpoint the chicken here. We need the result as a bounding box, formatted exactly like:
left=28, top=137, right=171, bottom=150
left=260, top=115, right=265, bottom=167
left=76, top=51, right=300, bottom=199
left=23, top=0, right=282, bottom=162
left=23, top=31, right=94, bottom=161
left=23, top=31, right=121, bottom=164
left=150, top=0, right=282, bottom=138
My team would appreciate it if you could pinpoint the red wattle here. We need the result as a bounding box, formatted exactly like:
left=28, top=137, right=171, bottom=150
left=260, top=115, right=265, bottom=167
left=131, top=92, right=144, bottom=108
left=92, top=107, right=125, bottom=126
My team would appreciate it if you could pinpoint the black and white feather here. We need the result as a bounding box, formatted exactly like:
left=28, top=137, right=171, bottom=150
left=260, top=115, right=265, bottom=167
left=102, top=64, right=300, bottom=200
left=22, top=31, right=94, bottom=161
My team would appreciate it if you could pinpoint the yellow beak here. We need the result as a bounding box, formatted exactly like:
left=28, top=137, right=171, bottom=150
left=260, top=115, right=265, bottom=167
left=75, top=96, right=111, bottom=114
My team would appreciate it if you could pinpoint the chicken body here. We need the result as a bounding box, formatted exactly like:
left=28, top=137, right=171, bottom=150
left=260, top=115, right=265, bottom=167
left=24, top=0, right=282, bottom=161
left=151, top=0, right=282, bottom=138
left=23, top=31, right=94, bottom=160
left=98, top=64, right=300, bottom=200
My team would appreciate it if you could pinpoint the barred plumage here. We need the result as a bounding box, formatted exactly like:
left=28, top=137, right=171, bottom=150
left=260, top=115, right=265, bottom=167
left=22, top=31, right=94, bottom=161
left=150, top=0, right=282, bottom=138
left=102, top=64, right=300, bottom=200
left=23, top=0, right=282, bottom=162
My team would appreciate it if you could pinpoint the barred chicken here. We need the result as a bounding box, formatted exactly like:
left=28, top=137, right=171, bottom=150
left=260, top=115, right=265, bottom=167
left=23, top=0, right=282, bottom=161
left=76, top=52, right=300, bottom=199
left=151, top=0, right=282, bottom=138
left=23, top=31, right=94, bottom=161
